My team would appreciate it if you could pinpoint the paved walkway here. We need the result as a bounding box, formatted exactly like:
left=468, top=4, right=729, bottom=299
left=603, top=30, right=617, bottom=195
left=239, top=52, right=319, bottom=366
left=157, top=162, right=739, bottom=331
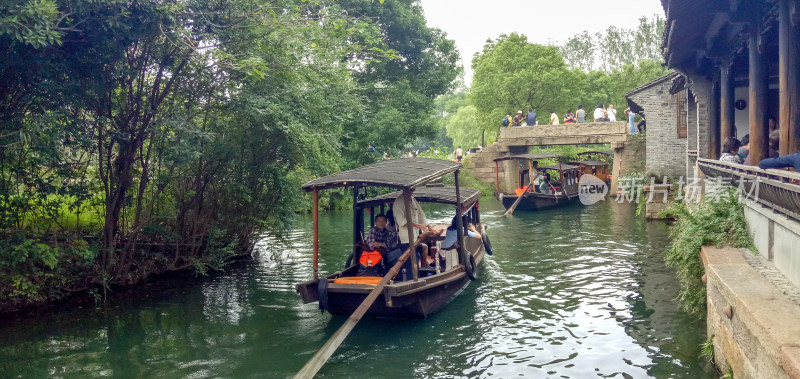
left=739, top=247, right=800, bottom=306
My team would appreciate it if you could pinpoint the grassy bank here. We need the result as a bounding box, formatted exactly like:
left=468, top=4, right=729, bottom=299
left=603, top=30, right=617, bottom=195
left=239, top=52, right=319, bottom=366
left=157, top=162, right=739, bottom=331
left=663, top=189, right=754, bottom=319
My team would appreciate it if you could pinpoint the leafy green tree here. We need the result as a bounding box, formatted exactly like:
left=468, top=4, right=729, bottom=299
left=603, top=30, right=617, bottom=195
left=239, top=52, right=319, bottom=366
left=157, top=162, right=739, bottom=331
left=0, top=0, right=62, bottom=48
left=560, top=31, right=594, bottom=72
left=470, top=33, right=571, bottom=136
left=335, top=0, right=462, bottom=166
left=561, top=15, right=665, bottom=72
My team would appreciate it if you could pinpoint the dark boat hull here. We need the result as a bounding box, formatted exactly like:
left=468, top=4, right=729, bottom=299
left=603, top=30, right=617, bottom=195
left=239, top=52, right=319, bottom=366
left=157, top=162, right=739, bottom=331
left=296, top=235, right=485, bottom=319
left=498, top=192, right=580, bottom=211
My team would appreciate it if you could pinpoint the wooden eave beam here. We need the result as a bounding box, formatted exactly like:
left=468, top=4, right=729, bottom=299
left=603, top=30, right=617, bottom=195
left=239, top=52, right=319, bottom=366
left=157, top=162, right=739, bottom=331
left=705, top=13, right=730, bottom=51
left=665, top=19, right=677, bottom=56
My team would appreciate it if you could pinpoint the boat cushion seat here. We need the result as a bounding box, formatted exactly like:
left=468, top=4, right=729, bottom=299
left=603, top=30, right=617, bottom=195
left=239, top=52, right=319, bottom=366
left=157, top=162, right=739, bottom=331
left=332, top=276, right=382, bottom=285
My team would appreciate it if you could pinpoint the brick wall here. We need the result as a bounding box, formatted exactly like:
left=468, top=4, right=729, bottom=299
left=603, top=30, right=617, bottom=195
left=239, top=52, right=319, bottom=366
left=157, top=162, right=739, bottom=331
left=629, top=82, right=688, bottom=178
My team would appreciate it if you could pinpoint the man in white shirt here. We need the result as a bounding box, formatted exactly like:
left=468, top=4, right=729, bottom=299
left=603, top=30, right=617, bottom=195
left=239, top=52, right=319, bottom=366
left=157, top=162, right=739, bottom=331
left=549, top=110, right=560, bottom=125
left=392, top=190, right=434, bottom=272
left=594, top=103, right=607, bottom=122
left=607, top=104, right=617, bottom=122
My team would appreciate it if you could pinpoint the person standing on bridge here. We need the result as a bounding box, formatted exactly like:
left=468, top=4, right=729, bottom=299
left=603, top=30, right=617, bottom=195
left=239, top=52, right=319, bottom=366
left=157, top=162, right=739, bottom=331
left=564, top=110, right=576, bottom=124
left=594, top=103, right=608, bottom=122
left=526, top=108, right=537, bottom=126
left=549, top=110, right=560, bottom=125
left=576, top=105, right=586, bottom=123
left=625, top=107, right=637, bottom=134
left=607, top=104, right=617, bottom=122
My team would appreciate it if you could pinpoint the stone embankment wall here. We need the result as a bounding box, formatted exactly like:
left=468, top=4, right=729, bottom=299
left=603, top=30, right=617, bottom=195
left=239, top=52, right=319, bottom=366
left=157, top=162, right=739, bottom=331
left=702, top=246, right=800, bottom=379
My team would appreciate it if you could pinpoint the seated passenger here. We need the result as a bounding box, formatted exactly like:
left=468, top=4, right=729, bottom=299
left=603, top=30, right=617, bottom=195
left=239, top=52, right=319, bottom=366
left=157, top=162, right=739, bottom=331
left=366, top=214, right=398, bottom=252
left=739, top=134, right=751, bottom=165
left=539, top=172, right=552, bottom=194
left=719, top=137, right=743, bottom=164
left=441, top=214, right=482, bottom=250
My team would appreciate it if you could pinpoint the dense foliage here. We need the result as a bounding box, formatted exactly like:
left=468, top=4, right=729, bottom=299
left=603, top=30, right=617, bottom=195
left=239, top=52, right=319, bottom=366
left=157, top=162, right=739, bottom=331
left=663, top=190, right=754, bottom=320
left=441, top=17, right=669, bottom=150
left=0, top=0, right=460, bottom=310
left=559, top=15, right=665, bottom=72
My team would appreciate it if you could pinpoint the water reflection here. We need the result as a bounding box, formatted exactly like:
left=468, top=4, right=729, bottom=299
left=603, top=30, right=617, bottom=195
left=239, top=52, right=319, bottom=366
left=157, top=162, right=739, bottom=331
left=0, top=199, right=711, bottom=378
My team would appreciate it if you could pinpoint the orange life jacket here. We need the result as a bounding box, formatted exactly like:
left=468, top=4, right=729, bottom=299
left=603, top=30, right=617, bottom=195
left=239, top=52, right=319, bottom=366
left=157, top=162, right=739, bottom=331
left=359, top=250, right=383, bottom=268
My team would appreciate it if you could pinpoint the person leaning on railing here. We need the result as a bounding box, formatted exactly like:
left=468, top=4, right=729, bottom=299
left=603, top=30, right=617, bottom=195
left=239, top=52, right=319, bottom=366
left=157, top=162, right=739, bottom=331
left=758, top=149, right=800, bottom=172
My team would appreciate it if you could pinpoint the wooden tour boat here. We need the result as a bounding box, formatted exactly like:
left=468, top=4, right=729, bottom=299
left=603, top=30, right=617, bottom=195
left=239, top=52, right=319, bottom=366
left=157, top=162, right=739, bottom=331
left=568, top=150, right=613, bottom=185
left=295, top=158, right=491, bottom=319
left=494, top=153, right=581, bottom=211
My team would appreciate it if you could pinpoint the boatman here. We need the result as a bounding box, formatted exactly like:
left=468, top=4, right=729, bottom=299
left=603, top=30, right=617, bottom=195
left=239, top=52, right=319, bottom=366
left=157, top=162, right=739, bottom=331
left=392, top=189, right=434, bottom=276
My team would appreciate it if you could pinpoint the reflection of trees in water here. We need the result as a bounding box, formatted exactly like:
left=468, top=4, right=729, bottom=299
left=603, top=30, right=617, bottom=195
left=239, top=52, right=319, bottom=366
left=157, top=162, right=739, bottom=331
left=619, top=218, right=709, bottom=376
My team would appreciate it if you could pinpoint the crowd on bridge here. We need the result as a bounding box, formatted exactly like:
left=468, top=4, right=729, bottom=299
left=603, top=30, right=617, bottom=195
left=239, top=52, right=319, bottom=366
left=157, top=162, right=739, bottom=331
left=502, top=103, right=646, bottom=134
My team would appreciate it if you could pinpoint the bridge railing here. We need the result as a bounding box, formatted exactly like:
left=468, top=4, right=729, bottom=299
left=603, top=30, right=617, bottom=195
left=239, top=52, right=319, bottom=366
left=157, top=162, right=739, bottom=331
left=497, top=121, right=628, bottom=146
left=697, top=158, right=800, bottom=221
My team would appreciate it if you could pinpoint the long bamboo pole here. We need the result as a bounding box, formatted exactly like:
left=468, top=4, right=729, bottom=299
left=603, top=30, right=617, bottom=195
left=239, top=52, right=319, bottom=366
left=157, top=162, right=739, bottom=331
left=293, top=236, right=423, bottom=379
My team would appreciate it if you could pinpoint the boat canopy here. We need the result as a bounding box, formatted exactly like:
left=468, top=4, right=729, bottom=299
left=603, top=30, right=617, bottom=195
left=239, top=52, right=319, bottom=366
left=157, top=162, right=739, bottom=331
left=538, top=163, right=579, bottom=171
left=357, top=186, right=481, bottom=209
left=567, top=159, right=609, bottom=166
left=576, top=150, right=614, bottom=156
left=302, top=158, right=462, bottom=191
left=493, top=153, right=561, bottom=162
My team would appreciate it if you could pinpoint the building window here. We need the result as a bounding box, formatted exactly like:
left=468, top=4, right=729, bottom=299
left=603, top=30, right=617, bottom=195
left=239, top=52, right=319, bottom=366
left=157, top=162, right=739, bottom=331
left=676, top=91, right=687, bottom=138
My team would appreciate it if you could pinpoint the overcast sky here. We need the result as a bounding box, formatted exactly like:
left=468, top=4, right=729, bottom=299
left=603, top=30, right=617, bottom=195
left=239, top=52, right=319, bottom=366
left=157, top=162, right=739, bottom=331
left=418, top=0, right=665, bottom=86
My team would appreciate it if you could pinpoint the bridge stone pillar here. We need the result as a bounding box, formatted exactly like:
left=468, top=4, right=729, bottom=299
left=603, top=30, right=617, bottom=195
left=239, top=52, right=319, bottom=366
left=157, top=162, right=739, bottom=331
left=500, top=146, right=529, bottom=194
left=609, top=139, right=646, bottom=195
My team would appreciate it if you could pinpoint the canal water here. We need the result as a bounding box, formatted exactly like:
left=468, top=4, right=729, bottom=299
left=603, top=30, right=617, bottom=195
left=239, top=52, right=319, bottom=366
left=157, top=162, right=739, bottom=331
left=0, top=199, right=713, bottom=378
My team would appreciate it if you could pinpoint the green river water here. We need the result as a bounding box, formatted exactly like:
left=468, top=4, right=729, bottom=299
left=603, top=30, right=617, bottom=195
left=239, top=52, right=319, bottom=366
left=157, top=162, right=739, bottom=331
left=0, top=199, right=714, bottom=378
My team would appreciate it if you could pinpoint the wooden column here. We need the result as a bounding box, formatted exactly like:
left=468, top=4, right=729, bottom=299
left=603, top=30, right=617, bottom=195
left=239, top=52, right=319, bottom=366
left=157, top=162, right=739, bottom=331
left=709, top=79, right=721, bottom=159
left=720, top=58, right=735, bottom=153
left=749, top=25, right=769, bottom=164
left=495, top=162, right=500, bottom=193
left=312, top=188, right=319, bottom=280
left=402, top=190, right=418, bottom=281
left=779, top=0, right=800, bottom=155
left=454, top=171, right=464, bottom=264
left=352, top=187, right=359, bottom=251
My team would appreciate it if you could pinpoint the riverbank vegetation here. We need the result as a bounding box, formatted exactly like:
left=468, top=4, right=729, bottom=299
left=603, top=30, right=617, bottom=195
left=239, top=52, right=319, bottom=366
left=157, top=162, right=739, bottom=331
left=663, top=190, right=754, bottom=319
left=0, top=0, right=460, bottom=311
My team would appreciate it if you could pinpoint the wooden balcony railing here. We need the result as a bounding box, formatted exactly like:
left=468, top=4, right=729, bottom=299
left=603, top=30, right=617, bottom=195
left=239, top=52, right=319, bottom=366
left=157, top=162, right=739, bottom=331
left=697, top=158, right=800, bottom=221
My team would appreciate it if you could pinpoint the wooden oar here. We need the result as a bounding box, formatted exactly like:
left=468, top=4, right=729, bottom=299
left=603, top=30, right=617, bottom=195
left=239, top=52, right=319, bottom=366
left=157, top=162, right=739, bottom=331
left=504, top=171, right=540, bottom=216
left=548, top=182, right=559, bottom=204
left=294, top=233, right=428, bottom=379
